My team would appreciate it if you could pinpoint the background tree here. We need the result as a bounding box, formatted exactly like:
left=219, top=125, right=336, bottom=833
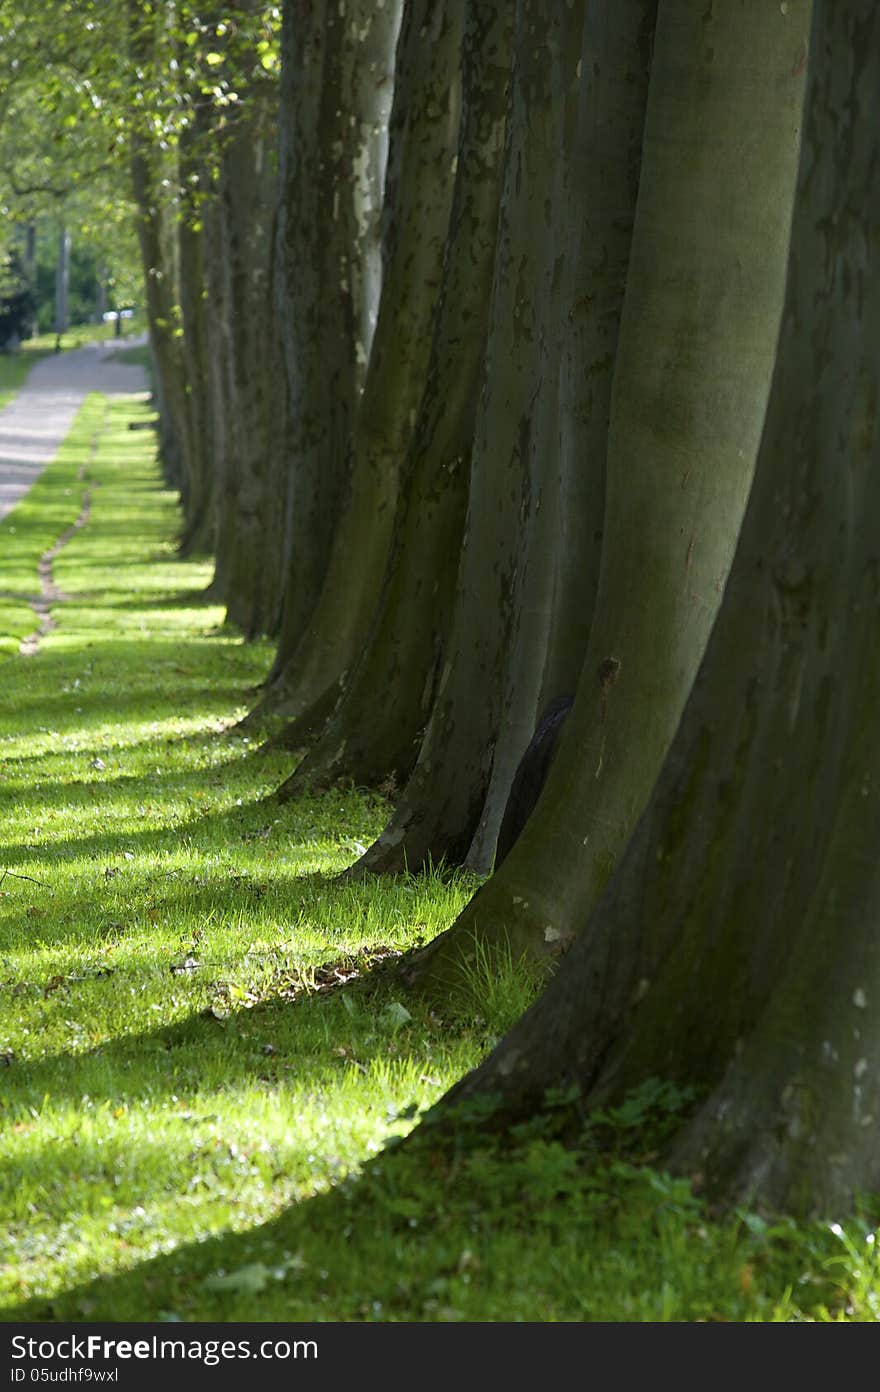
left=125, top=0, right=286, bottom=545
left=263, top=0, right=403, bottom=658
left=273, top=0, right=515, bottom=793
left=0, top=5, right=138, bottom=342
left=182, top=0, right=284, bottom=637
left=257, top=0, right=465, bottom=728
left=0, top=250, right=34, bottom=348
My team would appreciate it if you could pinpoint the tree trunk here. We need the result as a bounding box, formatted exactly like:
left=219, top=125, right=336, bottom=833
left=263, top=0, right=403, bottom=670
left=210, top=78, right=284, bottom=636
left=53, top=223, right=70, bottom=336
left=349, top=0, right=655, bottom=879
left=127, top=0, right=191, bottom=496
left=401, top=0, right=811, bottom=977
left=200, top=188, right=236, bottom=596
left=262, top=0, right=464, bottom=730
left=177, top=111, right=217, bottom=558
left=23, top=223, right=38, bottom=338
left=275, top=0, right=515, bottom=798
left=444, top=0, right=880, bottom=1218
left=466, top=0, right=659, bottom=872
left=130, top=141, right=191, bottom=496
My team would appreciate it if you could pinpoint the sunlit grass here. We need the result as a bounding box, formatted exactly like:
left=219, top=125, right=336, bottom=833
left=0, top=394, right=877, bottom=1323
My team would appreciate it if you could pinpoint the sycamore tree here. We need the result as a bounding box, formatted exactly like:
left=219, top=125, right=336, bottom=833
left=271, top=0, right=514, bottom=784
left=249, top=0, right=880, bottom=1219
left=124, top=0, right=407, bottom=643
left=0, top=0, right=286, bottom=605
left=172, top=0, right=283, bottom=618
left=4, top=0, right=878, bottom=1220
left=253, top=0, right=463, bottom=719
left=261, top=0, right=403, bottom=657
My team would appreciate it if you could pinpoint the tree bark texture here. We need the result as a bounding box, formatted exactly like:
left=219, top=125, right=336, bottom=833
left=266, top=0, right=403, bottom=670
left=264, top=0, right=464, bottom=728
left=210, top=78, right=285, bottom=637
left=275, top=0, right=515, bottom=799
left=176, top=109, right=218, bottom=557
left=467, top=0, right=660, bottom=872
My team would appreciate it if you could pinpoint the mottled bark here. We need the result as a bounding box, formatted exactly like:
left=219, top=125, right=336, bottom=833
left=445, top=0, right=880, bottom=1218
left=263, top=0, right=402, bottom=671
left=130, top=141, right=191, bottom=497
left=263, top=0, right=464, bottom=726
left=405, top=0, right=810, bottom=977
left=276, top=0, right=514, bottom=798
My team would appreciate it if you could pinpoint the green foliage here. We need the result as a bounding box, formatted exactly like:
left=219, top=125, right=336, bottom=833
left=0, top=1, right=281, bottom=332
left=583, top=1078, right=701, bottom=1158
left=447, top=931, right=545, bottom=1043
left=176, top=3, right=282, bottom=104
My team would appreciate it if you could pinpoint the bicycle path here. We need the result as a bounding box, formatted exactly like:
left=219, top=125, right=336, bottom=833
left=0, top=338, right=149, bottom=522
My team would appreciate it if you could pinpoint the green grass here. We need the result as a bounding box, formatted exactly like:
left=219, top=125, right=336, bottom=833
left=0, top=395, right=878, bottom=1323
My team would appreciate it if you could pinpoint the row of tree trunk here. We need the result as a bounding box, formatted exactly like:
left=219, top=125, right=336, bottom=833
left=127, top=0, right=880, bottom=1215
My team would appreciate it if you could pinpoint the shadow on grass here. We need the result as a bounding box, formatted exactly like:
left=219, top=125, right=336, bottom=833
left=0, top=762, right=382, bottom=871
left=0, top=962, right=489, bottom=1326
left=0, top=641, right=264, bottom=737
left=0, top=986, right=399, bottom=1126
left=78, top=590, right=222, bottom=614
left=4, top=1128, right=462, bottom=1323
left=0, top=983, right=473, bottom=1324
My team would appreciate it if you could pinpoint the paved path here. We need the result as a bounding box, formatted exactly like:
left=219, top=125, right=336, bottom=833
left=0, top=337, right=150, bottom=521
